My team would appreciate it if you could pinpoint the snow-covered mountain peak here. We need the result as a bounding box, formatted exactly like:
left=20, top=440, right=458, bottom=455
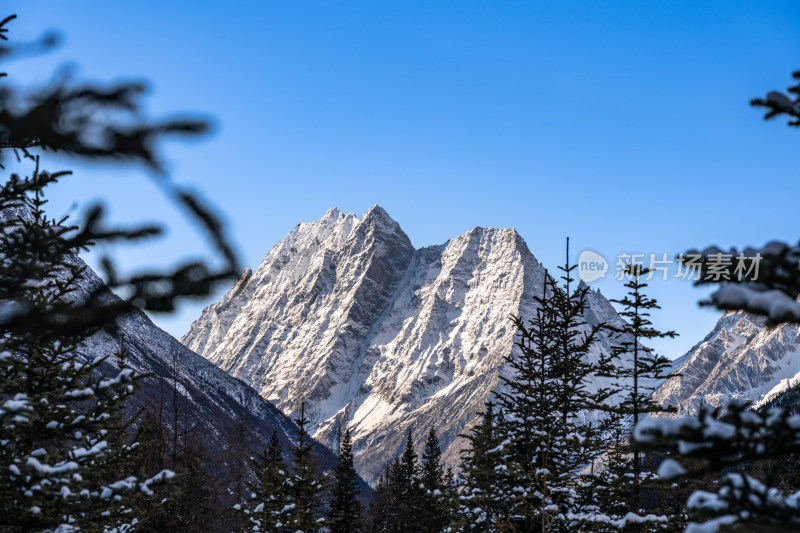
left=321, top=206, right=344, bottom=220
left=361, top=204, right=398, bottom=226
left=652, top=309, right=800, bottom=414
left=442, top=226, right=534, bottom=269
left=181, top=207, right=630, bottom=482
left=345, top=204, right=413, bottom=257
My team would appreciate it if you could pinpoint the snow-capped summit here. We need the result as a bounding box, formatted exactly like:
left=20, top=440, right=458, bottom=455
left=182, top=206, right=628, bottom=482
left=653, top=311, right=800, bottom=413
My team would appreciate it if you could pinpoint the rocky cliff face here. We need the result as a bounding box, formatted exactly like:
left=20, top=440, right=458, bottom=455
left=182, top=206, right=628, bottom=482
left=653, top=311, right=800, bottom=413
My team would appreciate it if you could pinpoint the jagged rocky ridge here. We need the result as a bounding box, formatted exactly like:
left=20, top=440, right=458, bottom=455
left=653, top=311, right=800, bottom=413
left=182, top=205, right=633, bottom=483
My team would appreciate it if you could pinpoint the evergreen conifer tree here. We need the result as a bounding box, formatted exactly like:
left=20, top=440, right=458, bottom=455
left=396, top=432, right=423, bottom=531
left=78, top=336, right=164, bottom=533
left=369, top=460, right=400, bottom=533
left=0, top=10, right=253, bottom=531
left=330, top=428, right=362, bottom=533
left=454, top=402, right=506, bottom=532
left=419, top=426, right=451, bottom=533
left=421, top=427, right=444, bottom=494
left=0, top=13, right=242, bottom=530
left=598, top=263, right=677, bottom=523
left=492, top=242, right=613, bottom=531
left=630, top=68, right=800, bottom=533
left=577, top=414, right=642, bottom=532
left=369, top=433, right=426, bottom=533
left=0, top=185, right=176, bottom=532
left=238, top=430, right=292, bottom=533
left=454, top=241, right=617, bottom=532
left=285, top=402, right=327, bottom=532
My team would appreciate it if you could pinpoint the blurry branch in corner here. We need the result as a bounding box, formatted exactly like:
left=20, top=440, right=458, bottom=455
left=0, top=13, right=239, bottom=341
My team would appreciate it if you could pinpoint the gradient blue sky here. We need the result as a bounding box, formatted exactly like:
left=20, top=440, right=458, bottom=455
left=5, top=1, right=800, bottom=358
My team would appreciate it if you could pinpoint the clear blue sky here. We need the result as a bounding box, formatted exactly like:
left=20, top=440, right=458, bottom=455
left=5, top=1, right=800, bottom=358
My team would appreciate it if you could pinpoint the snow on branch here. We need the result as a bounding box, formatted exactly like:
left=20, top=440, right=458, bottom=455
left=635, top=401, right=800, bottom=531
left=685, top=473, right=800, bottom=532
left=139, top=469, right=175, bottom=496
left=680, top=242, right=800, bottom=325
left=711, top=284, right=800, bottom=324
left=635, top=402, right=800, bottom=473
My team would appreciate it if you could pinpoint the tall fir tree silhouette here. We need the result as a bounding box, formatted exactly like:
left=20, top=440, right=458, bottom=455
left=457, top=240, right=615, bottom=532
left=330, top=428, right=362, bottom=533
left=286, top=402, right=327, bottom=532
left=601, top=263, right=676, bottom=514
left=419, top=426, right=454, bottom=533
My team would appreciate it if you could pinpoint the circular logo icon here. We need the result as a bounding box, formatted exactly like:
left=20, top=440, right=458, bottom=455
left=578, top=250, right=608, bottom=283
